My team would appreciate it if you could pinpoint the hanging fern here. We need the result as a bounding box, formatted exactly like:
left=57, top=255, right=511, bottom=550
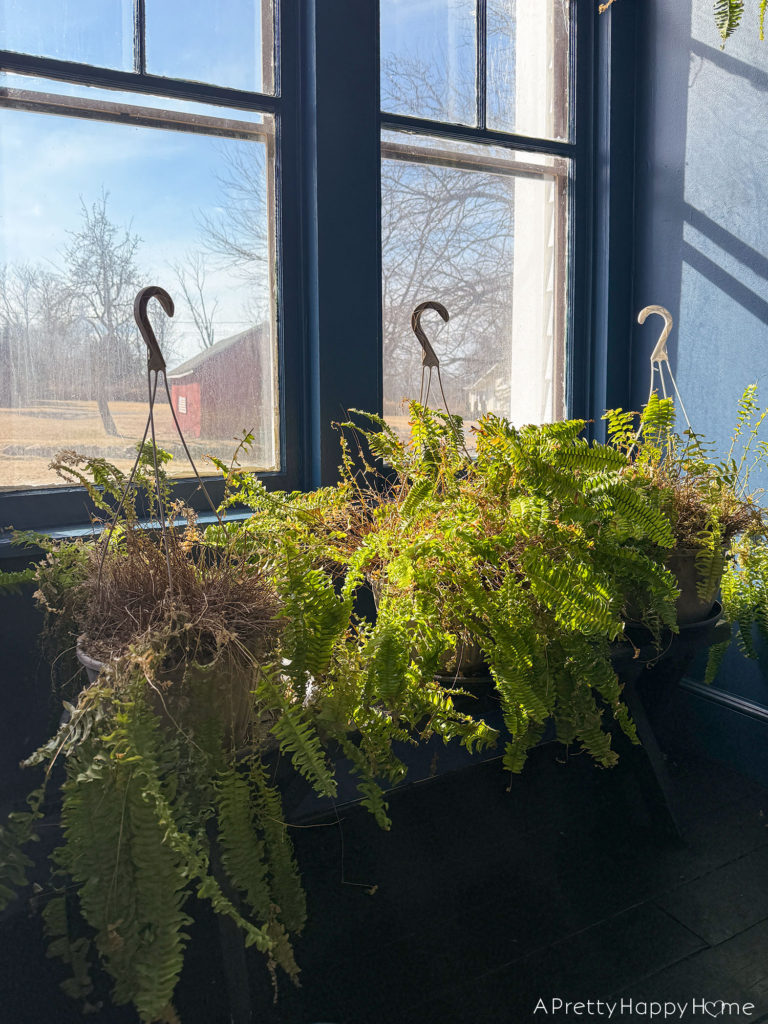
left=249, top=760, right=307, bottom=938
left=55, top=704, right=191, bottom=1023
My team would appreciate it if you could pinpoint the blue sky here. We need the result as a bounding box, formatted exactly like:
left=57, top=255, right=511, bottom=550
left=0, top=79, right=270, bottom=362
left=0, top=1, right=269, bottom=361
left=0, top=0, right=265, bottom=90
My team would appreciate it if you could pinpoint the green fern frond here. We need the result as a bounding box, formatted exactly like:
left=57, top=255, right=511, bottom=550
left=522, top=547, right=620, bottom=636
left=640, top=391, right=676, bottom=438
left=694, top=531, right=725, bottom=602
left=216, top=768, right=271, bottom=921
left=339, top=736, right=392, bottom=830
left=714, top=0, right=744, bottom=43
left=0, top=787, right=44, bottom=910
left=363, top=619, right=411, bottom=705
left=551, top=438, right=628, bottom=473
left=503, top=722, right=545, bottom=774
left=57, top=706, right=191, bottom=1023
left=250, top=761, right=306, bottom=936
left=587, top=478, right=674, bottom=548
left=268, top=696, right=337, bottom=799
left=0, top=566, right=36, bottom=593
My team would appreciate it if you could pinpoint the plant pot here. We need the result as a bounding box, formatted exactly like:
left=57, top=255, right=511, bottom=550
left=76, top=643, right=258, bottom=748
left=665, top=547, right=722, bottom=626
left=616, top=600, right=726, bottom=665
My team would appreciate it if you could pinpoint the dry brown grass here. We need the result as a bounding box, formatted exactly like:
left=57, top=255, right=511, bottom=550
left=77, top=510, right=280, bottom=666
left=663, top=473, right=763, bottom=547
left=0, top=400, right=267, bottom=489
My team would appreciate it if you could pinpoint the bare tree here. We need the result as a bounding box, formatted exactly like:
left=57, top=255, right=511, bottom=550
left=380, top=154, right=514, bottom=410
left=198, top=146, right=269, bottom=273
left=0, top=264, right=37, bottom=407
left=63, top=191, right=142, bottom=435
left=0, top=263, right=81, bottom=408
left=173, top=252, right=219, bottom=350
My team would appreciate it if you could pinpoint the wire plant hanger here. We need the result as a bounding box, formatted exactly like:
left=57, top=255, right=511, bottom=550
left=97, top=285, right=223, bottom=598
left=411, top=300, right=473, bottom=458
left=637, top=304, right=693, bottom=431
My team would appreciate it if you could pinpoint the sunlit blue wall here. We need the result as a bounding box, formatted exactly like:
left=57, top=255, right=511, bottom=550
left=632, top=0, right=768, bottom=454
left=631, top=0, right=768, bottom=745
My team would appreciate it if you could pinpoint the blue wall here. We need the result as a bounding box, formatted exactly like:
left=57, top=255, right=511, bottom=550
left=631, top=0, right=768, bottom=775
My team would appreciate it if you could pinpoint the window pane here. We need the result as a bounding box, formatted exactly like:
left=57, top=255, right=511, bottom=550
left=487, top=0, right=570, bottom=141
left=146, top=0, right=274, bottom=94
left=0, top=0, right=133, bottom=69
left=0, top=98, right=278, bottom=490
left=380, top=0, right=476, bottom=126
left=381, top=131, right=568, bottom=442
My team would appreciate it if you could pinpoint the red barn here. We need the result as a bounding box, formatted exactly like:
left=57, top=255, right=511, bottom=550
left=167, top=325, right=274, bottom=460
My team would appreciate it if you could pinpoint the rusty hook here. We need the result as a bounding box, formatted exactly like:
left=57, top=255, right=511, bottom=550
left=411, top=300, right=449, bottom=369
left=134, top=285, right=174, bottom=372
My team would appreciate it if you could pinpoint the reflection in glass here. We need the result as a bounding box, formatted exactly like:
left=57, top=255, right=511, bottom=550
left=146, top=0, right=274, bottom=93
left=0, top=0, right=133, bottom=69
left=380, top=0, right=476, bottom=125
left=381, top=132, right=568, bottom=443
left=0, top=105, right=278, bottom=489
left=487, top=0, right=570, bottom=140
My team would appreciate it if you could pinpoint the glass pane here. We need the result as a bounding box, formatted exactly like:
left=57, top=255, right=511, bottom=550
left=146, top=0, right=274, bottom=94
left=488, top=0, right=570, bottom=141
left=381, top=131, right=568, bottom=444
left=0, top=0, right=133, bottom=69
left=0, top=100, right=278, bottom=490
left=380, top=0, right=476, bottom=126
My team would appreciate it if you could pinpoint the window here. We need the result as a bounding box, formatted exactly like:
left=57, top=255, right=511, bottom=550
left=0, top=2, right=602, bottom=528
left=0, top=0, right=283, bottom=499
left=381, top=0, right=572, bottom=437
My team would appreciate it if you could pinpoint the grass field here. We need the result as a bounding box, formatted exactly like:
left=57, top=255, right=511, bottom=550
left=0, top=403, right=478, bottom=491
left=0, top=400, right=267, bottom=490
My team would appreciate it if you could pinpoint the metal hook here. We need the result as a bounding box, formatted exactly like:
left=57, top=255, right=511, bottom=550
left=134, top=285, right=174, bottom=372
left=637, top=304, right=673, bottom=367
left=412, top=300, right=449, bottom=369
left=637, top=302, right=693, bottom=431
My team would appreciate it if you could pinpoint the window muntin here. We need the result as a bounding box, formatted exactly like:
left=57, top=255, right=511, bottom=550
left=381, top=133, right=567, bottom=438
left=0, top=72, right=269, bottom=127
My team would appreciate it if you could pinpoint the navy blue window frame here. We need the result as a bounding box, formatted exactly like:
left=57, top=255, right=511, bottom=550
left=0, top=0, right=635, bottom=546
